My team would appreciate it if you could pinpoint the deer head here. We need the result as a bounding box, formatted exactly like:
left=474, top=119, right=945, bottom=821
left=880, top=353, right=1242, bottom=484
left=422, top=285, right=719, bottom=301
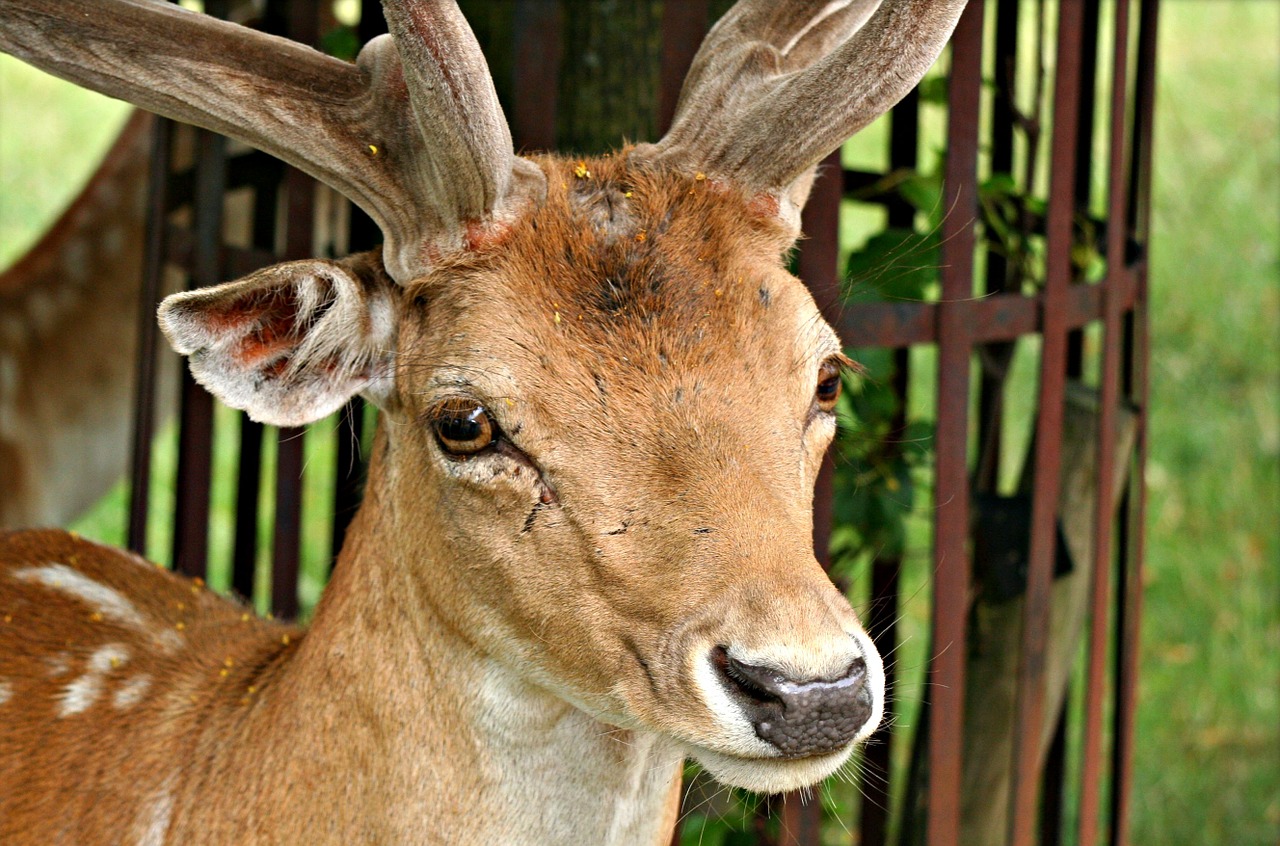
left=0, top=0, right=965, bottom=799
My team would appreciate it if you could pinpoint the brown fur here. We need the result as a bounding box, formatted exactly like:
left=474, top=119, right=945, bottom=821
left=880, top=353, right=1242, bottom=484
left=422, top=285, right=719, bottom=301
left=0, top=1, right=970, bottom=841
left=0, top=157, right=862, bottom=845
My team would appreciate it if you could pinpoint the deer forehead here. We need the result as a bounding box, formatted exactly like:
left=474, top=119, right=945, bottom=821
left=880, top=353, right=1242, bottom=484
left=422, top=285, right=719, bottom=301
left=399, top=158, right=840, bottom=412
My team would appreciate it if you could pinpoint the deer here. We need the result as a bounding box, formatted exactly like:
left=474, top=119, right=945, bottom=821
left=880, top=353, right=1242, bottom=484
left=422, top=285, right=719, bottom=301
left=0, top=1, right=965, bottom=843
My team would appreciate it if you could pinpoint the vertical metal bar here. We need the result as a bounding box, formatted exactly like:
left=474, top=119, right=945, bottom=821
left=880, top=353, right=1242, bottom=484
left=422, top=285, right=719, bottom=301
left=858, top=86, right=919, bottom=846
left=127, top=116, right=174, bottom=556
left=1008, top=4, right=1085, bottom=843
left=1067, top=0, right=1102, bottom=382
left=232, top=418, right=264, bottom=598
left=269, top=1, right=321, bottom=619
left=975, top=0, right=1020, bottom=495
left=657, top=0, right=708, bottom=134
left=230, top=145, right=283, bottom=601
left=331, top=398, right=366, bottom=562
left=1111, top=3, right=1158, bottom=842
left=928, top=4, right=983, bottom=844
left=512, top=0, right=563, bottom=151
left=1040, top=703, right=1069, bottom=845
left=1078, top=1, right=1131, bottom=841
left=171, top=125, right=226, bottom=579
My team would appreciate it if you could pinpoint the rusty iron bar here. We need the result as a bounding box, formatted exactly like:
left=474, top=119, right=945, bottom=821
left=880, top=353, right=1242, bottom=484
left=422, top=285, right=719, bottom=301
left=1111, top=1, right=1159, bottom=842
left=229, top=149, right=283, bottom=600
left=1007, top=2, right=1085, bottom=842
left=170, top=124, right=227, bottom=580
left=127, top=115, right=174, bottom=556
left=1067, top=0, right=1103, bottom=382
left=512, top=0, right=563, bottom=152
left=928, top=2, right=984, bottom=843
left=657, top=0, right=709, bottom=135
left=833, top=270, right=1138, bottom=350
left=974, top=0, right=1020, bottom=497
left=856, top=83, right=921, bottom=846
left=268, top=0, right=322, bottom=619
left=1077, top=0, right=1132, bottom=840
left=1040, top=703, right=1070, bottom=844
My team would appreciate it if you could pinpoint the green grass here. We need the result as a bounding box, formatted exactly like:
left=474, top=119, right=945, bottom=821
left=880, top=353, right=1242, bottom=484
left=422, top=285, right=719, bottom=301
left=1134, top=2, right=1279, bottom=842
left=1, top=1, right=1276, bottom=842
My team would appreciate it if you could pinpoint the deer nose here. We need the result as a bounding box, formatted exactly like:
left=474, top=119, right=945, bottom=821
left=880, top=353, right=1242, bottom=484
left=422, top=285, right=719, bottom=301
left=711, top=646, right=873, bottom=758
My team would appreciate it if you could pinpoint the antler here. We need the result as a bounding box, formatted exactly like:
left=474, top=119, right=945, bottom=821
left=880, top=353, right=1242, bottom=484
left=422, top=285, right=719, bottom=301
left=0, top=0, right=543, bottom=282
left=636, top=0, right=968, bottom=225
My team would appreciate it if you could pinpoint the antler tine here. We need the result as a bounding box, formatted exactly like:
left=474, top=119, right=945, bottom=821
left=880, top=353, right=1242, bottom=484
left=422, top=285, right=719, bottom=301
left=640, top=0, right=967, bottom=224
left=0, top=0, right=545, bottom=283
left=379, top=0, right=517, bottom=225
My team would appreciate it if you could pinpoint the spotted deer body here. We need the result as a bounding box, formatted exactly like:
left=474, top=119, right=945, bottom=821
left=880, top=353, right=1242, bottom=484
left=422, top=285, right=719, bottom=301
left=0, top=1, right=966, bottom=843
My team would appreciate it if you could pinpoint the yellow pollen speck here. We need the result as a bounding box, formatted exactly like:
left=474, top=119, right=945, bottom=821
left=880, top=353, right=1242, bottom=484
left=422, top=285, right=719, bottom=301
left=176, top=621, right=186, bottom=631
left=504, top=398, right=514, bottom=407
left=694, top=172, right=707, bottom=181
left=554, top=311, right=561, bottom=325
left=68, top=555, right=78, bottom=565
left=224, top=657, right=234, bottom=668
left=635, top=230, right=647, bottom=243
left=369, top=144, right=378, bottom=155
left=623, top=190, right=633, bottom=198
left=573, top=161, right=590, bottom=179
left=714, top=289, right=723, bottom=297
left=282, top=634, right=291, bottom=645
left=219, top=669, right=229, bottom=678
left=247, top=685, right=257, bottom=694
left=69, top=531, right=80, bottom=541
left=176, top=602, right=185, bottom=611
left=90, top=612, right=103, bottom=623
left=190, top=695, right=199, bottom=705
left=241, top=612, right=251, bottom=622
left=110, top=656, right=121, bottom=668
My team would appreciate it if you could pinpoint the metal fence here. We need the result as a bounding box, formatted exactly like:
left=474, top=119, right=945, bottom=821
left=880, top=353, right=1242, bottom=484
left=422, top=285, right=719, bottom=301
left=123, top=1, right=1158, bottom=843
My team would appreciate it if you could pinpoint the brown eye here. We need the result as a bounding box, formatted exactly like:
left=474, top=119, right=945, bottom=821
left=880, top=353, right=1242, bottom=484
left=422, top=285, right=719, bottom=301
left=815, top=359, right=843, bottom=413
left=430, top=398, right=495, bottom=456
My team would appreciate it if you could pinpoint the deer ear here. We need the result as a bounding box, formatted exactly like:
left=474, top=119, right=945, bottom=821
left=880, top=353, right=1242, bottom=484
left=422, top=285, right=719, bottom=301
left=158, top=250, right=399, bottom=427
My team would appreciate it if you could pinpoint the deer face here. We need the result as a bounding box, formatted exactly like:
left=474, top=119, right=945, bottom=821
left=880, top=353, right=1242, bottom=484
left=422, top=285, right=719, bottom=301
left=6, top=0, right=964, bottom=798
left=359, top=157, right=880, bottom=791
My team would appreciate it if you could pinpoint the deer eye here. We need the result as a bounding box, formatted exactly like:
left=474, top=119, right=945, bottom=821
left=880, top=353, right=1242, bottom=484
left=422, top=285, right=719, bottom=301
left=430, top=398, right=495, bottom=456
left=815, top=358, right=843, bottom=413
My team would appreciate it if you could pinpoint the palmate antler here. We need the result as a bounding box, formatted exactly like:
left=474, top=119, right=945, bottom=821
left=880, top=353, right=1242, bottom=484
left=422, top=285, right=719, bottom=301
left=635, top=0, right=967, bottom=226
left=0, top=0, right=545, bottom=283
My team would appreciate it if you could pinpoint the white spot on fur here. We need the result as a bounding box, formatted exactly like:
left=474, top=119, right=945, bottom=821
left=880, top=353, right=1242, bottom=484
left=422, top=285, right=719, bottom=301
left=59, top=643, right=129, bottom=717
left=114, top=675, right=152, bottom=710
left=0, top=679, right=12, bottom=705
left=12, top=563, right=182, bottom=653
left=46, top=653, right=72, bottom=677
left=137, top=774, right=177, bottom=846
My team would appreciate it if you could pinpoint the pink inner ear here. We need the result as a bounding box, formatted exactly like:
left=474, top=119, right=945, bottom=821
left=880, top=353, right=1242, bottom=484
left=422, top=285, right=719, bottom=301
left=210, top=286, right=305, bottom=367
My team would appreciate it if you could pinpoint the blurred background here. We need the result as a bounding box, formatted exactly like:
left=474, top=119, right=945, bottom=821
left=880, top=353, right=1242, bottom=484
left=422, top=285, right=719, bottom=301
left=0, top=0, right=1275, bottom=842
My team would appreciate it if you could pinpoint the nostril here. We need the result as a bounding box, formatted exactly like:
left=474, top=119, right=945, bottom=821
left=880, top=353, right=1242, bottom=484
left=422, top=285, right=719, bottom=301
left=712, top=645, right=783, bottom=706
left=710, top=647, right=874, bottom=758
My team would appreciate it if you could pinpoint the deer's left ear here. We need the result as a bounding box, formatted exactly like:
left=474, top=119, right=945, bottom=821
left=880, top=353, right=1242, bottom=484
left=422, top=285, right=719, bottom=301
left=159, top=249, right=399, bottom=427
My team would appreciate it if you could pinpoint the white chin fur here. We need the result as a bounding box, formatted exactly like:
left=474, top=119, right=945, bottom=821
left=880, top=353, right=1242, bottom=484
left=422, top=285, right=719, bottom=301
left=689, top=744, right=856, bottom=794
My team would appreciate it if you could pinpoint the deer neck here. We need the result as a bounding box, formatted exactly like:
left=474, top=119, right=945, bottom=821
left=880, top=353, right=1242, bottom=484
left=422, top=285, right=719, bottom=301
left=253, top=429, right=683, bottom=845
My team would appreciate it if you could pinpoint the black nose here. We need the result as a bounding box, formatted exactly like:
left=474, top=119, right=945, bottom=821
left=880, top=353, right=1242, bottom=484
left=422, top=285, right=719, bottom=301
left=712, top=646, right=873, bottom=758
